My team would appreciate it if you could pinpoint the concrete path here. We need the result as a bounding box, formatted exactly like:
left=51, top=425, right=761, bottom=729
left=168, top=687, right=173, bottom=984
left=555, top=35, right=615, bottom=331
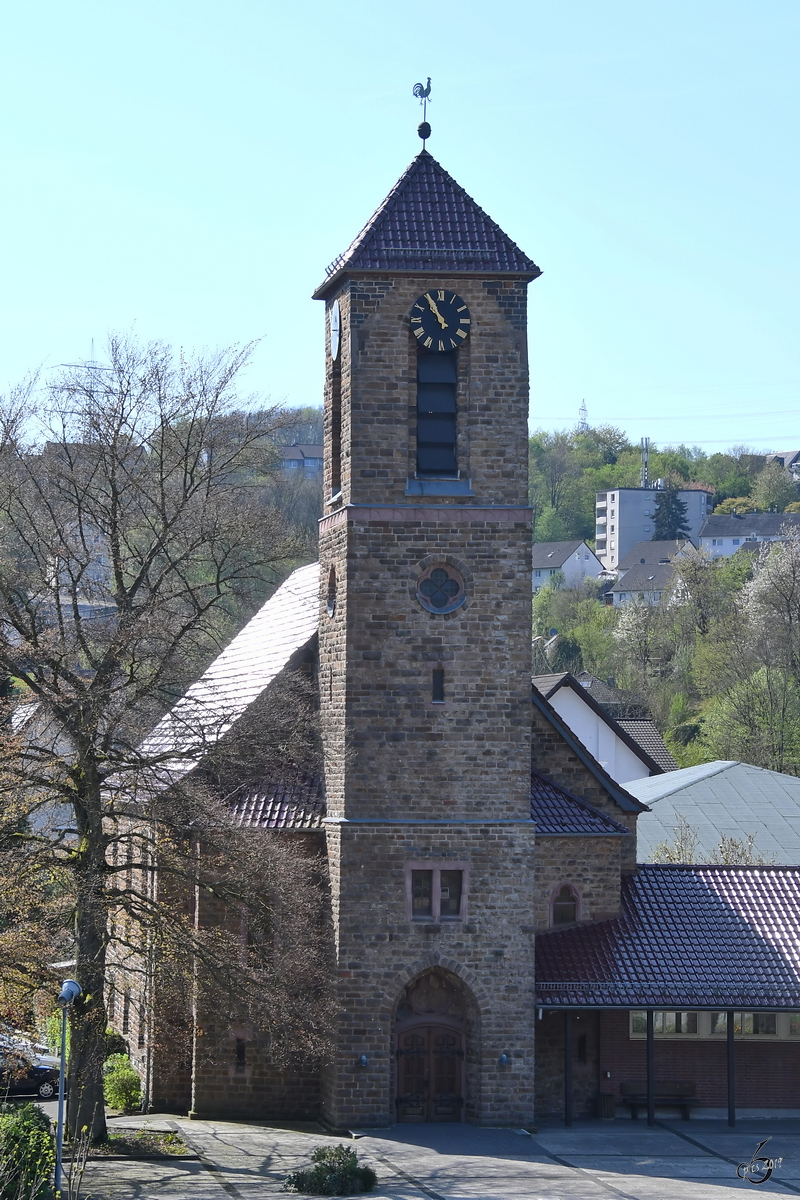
left=74, top=1114, right=800, bottom=1199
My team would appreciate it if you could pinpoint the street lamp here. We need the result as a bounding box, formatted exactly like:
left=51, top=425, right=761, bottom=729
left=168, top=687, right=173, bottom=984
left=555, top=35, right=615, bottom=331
left=54, top=979, right=81, bottom=1197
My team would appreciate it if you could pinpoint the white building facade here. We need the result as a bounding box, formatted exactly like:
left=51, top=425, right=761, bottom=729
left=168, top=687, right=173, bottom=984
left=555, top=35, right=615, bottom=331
left=531, top=540, right=603, bottom=592
left=698, top=512, right=800, bottom=557
left=595, top=487, right=712, bottom=570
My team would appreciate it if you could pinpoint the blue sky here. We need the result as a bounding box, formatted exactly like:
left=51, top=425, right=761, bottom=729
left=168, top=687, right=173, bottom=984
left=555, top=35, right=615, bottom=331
left=2, top=1, right=799, bottom=451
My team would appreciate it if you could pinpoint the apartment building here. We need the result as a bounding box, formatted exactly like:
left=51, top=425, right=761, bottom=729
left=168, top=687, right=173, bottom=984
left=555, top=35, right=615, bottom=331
left=595, top=486, right=712, bottom=570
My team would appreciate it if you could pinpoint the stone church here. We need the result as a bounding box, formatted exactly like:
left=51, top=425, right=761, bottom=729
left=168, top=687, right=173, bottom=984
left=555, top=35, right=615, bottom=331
left=124, top=144, right=800, bottom=1130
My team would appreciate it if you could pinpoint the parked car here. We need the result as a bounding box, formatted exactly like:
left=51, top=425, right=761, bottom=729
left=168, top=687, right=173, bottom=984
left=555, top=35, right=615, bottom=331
left=0, top=1050, right=60, bottom=1100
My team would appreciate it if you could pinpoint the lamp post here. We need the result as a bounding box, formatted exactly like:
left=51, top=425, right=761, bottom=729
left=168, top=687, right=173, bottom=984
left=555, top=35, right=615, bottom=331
left=54, top=979, right=81, bottom=1197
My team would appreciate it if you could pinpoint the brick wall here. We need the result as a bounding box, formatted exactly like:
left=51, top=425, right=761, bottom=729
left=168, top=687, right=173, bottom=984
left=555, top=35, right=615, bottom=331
left=531, top=705, right=639, bottom=872
left=599, top=1010, right=800, bottom=1110
left=535, top=1008, right=800, bottom=1118
left=317, top=265, right=536, bottom=1129
left=535, top=836, right=623, bottom=931
left=322, top=275, right=530, bottom=510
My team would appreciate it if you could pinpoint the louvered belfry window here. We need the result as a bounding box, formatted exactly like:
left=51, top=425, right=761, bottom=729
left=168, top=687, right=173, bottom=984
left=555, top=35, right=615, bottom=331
left=416, top=350, right=457, bottom=477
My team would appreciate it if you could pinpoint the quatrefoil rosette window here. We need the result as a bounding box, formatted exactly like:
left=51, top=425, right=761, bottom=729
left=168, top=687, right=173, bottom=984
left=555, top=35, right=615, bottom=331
left=416, top=564, right=466, bottom=615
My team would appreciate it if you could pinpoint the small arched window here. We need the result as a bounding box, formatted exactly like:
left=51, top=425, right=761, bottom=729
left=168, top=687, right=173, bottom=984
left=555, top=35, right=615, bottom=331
left=551, top=884, right=579, bottom=926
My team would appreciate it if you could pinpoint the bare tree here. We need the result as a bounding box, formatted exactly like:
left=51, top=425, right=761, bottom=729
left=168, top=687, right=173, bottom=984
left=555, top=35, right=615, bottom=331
left=0, top=335, right=331, bottom=1141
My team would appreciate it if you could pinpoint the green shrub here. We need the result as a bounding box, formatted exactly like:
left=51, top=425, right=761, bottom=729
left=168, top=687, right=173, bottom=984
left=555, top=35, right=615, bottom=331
left=283, top=1144, right=377, bottom=1195
left=0, top=1103, right=54, bottom=1200
left=104, top=1028, right=129, bottom=1059
left=102, top=1054, right=141, bottom=1113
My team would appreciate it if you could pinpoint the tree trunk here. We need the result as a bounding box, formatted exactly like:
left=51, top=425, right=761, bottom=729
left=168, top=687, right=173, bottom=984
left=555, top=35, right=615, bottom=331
left=68, top=882, right=109, bottom=1142
left=67, top=762, right=110, bottom=1144
left=68, top=883, right=109, bottom=1142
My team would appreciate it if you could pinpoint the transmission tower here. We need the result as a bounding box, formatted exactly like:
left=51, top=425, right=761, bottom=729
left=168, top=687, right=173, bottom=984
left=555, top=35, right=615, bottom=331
left=578, top=400, right=589, bottom=432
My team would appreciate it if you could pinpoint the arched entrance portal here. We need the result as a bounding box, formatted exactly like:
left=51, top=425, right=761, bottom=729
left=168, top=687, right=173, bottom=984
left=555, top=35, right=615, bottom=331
left=394, top=968, right=474, bottom=1122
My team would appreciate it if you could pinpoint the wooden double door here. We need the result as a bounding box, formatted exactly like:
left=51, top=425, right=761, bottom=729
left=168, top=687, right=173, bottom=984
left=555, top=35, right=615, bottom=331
left=396, top=1025, right=464, bottom=1122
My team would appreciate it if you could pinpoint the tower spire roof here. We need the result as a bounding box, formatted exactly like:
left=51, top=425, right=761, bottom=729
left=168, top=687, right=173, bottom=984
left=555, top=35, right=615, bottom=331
left=313, top=150, right=541, bottom=299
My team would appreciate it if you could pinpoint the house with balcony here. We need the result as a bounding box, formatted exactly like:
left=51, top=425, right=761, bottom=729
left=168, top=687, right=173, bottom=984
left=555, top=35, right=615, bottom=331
left=595, top=487, right=712, bottom=571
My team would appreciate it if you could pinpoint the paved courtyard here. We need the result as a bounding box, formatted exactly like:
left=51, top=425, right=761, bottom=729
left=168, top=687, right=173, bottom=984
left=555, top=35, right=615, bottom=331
left=70, top=1113, right=800, bottom=1198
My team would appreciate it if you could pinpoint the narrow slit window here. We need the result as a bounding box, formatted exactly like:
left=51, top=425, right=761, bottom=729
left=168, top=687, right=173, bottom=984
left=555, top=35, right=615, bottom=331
left=235, top=1038, right=246, bottom=1071
left=432, top=668, right=445, bottom=702
left=330, top=355, right=342, bottom=498
left=122, top=992, right=131, bottom=1034
left=416, top=351, right=457, bottom=477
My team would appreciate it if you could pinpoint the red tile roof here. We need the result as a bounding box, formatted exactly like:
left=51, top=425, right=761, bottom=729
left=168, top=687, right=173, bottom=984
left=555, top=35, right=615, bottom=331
left=537, top=864, right=800, bottom=1009
left=531, top=771, right=630, bottom=837
left=314, top=151, right=540, bottom=297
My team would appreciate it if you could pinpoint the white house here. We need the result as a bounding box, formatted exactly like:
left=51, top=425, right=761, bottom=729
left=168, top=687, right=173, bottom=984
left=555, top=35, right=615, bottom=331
left=698, top=512, right=800, bottom=558
left=606, top=561, right=676, bottom=607
left=532, top=672, right=673, bottom=785
left=595, top=486, right=712, bottom=570
left=531, top=540, right=603, bottom=592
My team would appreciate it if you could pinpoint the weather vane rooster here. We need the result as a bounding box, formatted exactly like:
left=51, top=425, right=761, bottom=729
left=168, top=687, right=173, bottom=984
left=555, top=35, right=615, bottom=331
left=412, top=77, right=432, bottom=145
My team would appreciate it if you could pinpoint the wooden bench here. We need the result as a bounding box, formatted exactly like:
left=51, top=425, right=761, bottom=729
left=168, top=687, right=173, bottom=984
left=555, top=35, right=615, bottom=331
left=621, top=1080, right=697, bottom=1120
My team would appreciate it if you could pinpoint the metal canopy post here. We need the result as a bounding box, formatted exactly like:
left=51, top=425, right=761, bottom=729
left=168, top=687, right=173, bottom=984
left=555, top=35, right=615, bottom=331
left=646, top=1010, right=655, bottom=1127
left=564, top=1012, right=573, bottom=1127
left=727, top=1009, right=736, bottom=1127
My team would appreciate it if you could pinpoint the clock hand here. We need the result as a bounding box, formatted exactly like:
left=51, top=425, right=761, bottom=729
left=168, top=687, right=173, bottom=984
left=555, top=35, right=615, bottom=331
left=424, top=293, right=449, bottom=329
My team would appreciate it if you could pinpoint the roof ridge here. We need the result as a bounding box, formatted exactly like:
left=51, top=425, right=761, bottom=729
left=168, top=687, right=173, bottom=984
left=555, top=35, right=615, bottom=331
left=314, top=150, right=540, bottom=296
left=634, top=759, right=738, bottom=803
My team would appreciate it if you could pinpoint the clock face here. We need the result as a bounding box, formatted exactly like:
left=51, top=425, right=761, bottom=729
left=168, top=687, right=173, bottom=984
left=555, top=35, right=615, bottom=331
left=330, top=299, right=341, bottom=361
left=410, top=290, right=471, bottom=351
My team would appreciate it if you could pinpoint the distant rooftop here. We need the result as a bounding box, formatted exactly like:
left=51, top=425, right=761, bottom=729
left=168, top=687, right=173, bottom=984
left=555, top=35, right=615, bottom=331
left=699, top=512, right=800, bottom=538
left=608, top=561, right=675, bottom=594
left=617, top=540, right=689, bottom=571
left=531, top=540, right=590, bottom=569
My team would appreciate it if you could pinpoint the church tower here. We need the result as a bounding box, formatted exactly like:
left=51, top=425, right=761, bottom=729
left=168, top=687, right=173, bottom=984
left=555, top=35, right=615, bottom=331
left=314, top=147, right=541, bottom=1129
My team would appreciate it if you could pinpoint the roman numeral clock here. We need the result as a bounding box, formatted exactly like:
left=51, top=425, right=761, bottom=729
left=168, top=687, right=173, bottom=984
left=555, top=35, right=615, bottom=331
left=411, top=290, right=471, bottom=351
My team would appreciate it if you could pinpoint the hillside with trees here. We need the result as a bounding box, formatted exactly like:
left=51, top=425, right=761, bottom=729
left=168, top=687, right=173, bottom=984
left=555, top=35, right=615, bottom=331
left=529, top=426, right=798, bottom=543
left=533, top=534, right=800, bottom=775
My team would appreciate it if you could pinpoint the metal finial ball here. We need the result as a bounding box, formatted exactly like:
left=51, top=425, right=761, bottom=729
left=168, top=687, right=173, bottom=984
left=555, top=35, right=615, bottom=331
left=418, top=121, right=431, bottom=140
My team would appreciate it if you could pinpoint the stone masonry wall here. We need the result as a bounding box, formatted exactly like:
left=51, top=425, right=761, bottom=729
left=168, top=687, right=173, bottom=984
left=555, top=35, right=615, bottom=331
left=317, top=264, right=536, bottom=1128
left=531, top=704, right=639, bottom=871
left=322, top=821, right=537, bottom=1129
left=319, top=511, right=532, bottom=822
left=322, top=274, right=530, bottom=510
left=534, top=836, right=624, bottom=932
